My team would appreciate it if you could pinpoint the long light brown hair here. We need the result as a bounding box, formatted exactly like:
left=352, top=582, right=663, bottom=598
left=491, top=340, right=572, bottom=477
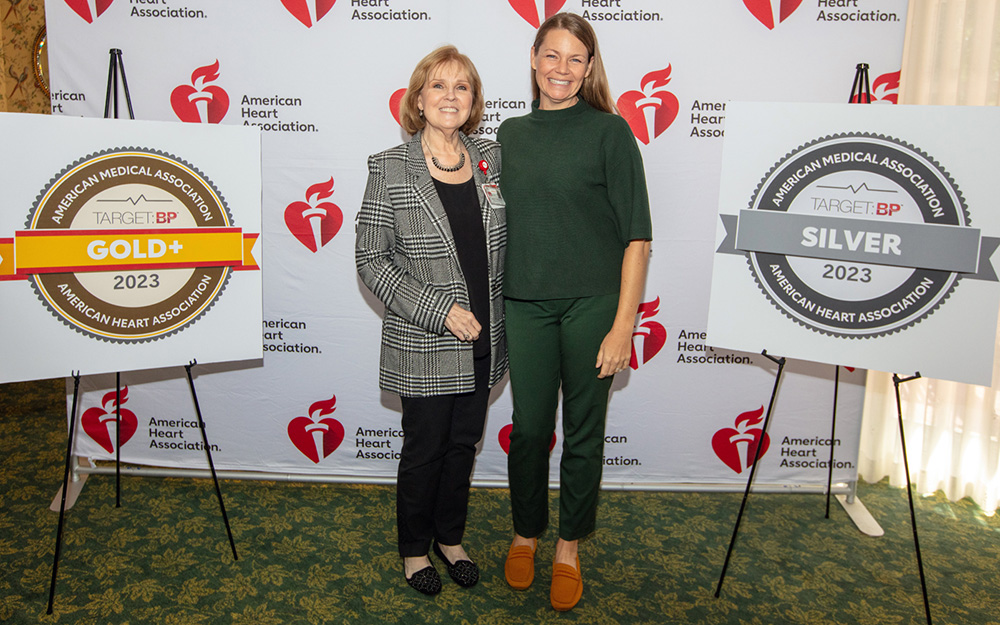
left=399, top=46, right=485, bottom=136
left=531, top=13, right=617, bottom=115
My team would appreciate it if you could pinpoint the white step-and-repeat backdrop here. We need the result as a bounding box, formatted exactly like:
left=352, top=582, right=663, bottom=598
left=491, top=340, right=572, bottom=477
left=45, top=0, right=909, bottom=487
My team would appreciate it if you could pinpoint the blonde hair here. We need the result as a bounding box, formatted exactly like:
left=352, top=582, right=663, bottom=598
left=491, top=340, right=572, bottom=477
left=532, top=13, right=617, bottom=115
left=399, top=46, right=485, bottom=135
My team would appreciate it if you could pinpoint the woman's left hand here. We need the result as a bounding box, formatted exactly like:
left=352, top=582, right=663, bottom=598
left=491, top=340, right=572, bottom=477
left=596, top=240, right=651, bottom=379
left=445, top=303, right=481, bottom=343
left=596, top=325, right=632, bottom=379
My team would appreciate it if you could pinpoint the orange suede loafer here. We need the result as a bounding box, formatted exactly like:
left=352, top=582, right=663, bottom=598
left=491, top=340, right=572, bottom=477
left=550, top=556, right=582, bottom=611
left=504, top=540, right=536, bottom=590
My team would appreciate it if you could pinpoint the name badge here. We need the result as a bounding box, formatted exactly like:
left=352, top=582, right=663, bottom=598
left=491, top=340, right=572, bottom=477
left=482, top=183, right=505, bottom=208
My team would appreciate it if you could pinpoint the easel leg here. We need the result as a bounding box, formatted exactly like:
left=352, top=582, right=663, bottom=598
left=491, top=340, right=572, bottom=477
left=103, top=51, right=116, bottom=119
left=47, top=371, right=81, bottom=615
left=115, top=372, right=122, bottom=508
left=184, top=360, right=238, bottom=560
left=825, top=366, right=839, bottom=519
left=103, top=48, right=135, bottom=121
left=115, top=49, right=136, bottom=119
left=715, top=351, right=786, bottom=597
left=893, top=373, right=932, bottom=625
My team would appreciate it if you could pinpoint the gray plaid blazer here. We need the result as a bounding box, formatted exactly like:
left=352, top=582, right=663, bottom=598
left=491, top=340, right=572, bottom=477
left=356, top=131, right=507, bottom=397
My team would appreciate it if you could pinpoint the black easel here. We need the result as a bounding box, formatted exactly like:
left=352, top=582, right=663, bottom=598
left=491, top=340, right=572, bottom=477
left=849, top=62, right=872, bottom=103
left=47, top=363, right=239, bottom=613
left=714, top=350, right=785, bottom=597
left=46, top=50, right=237, bottom=615
left=104, top=48, right=135, bottom=120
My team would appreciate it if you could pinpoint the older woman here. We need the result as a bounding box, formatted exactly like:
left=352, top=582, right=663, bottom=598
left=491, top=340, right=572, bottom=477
left=498, top=13, right=652, bottom=611
left=356, top=46, right=506, bottom=596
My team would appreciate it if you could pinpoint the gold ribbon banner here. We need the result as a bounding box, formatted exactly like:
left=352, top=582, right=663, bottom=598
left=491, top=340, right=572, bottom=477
left=238, top=233, right=261, bottom=271
left=13, top=228, right=260, bottom=274
left=0, top=239, right=15, bottom=281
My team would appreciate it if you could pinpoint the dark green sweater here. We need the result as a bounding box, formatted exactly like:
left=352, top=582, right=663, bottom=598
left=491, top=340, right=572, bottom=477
left=498, top=98, right=652, bottom=300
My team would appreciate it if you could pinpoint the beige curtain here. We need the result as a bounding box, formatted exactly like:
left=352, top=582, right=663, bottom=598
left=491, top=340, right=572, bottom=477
left=859, top=0, right=1000, bottom=514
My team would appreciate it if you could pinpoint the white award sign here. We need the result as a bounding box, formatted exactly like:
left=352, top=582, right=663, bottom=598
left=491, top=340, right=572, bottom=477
left=0, top=113, right=262, bottom=383
left=708, top=102, right=1000, bottom=386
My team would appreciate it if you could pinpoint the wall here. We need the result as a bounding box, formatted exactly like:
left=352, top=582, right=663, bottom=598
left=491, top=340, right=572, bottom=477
left=0, top=0, right=48, bottom=114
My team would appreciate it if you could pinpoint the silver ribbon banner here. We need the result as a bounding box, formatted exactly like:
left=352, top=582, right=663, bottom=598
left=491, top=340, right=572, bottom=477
left=717, top=211, right=998, bottom=281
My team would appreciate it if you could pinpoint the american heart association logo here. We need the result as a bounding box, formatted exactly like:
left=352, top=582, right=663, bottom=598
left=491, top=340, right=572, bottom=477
left=64, top=0, right=113, bottom=23
left=170, top=61, right=230, bottom=124
left=284, top=177, right=343, bottom=252
left=287, top=396, right=344, bottom=464
left=281, top=0, right=336, bottom=28
left=617, top=67, right=679, bottom=145
left=712, top=406, right=770, bottom=474
left=508, top=0, right=567, bottom=28
left=743, top=0, right=803, bottom=30
left=630, top=297, right=666, bottom=370
left=388, top=88, right=406, bottom=127
left=498, top=423, right=556, bottom=454
left=81, top=387, right=138, bottom=453
left=851, top=71, right=901, bottom=104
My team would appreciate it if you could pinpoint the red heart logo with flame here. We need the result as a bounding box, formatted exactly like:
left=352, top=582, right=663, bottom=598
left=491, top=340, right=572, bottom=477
left=712, top=406, right=770, bottom=474
left=498, top=423, right=556, bottom=454
left=852, top=71, right=900, bottom=104
left=508, top=0, right=567, bottom=28
left=64, top=0, right=113, bottom=23
left=872, top=71, right=900, bottom=103
left=617, top=67, right=679, bottom=145
left=630, top=297, right=666, bottom=369
left=81, top=387, right=138, bottom=453
left=743, top=0, right=803, bottom=30
left=170, top=61, right=230, bottom=124
left=389, top=88, right=406, bottom=127
left=287, top=396, right=344, bottom=463
left=280, top=0, right=336, bottom=27
left=284, top=177, right=343, bottom=252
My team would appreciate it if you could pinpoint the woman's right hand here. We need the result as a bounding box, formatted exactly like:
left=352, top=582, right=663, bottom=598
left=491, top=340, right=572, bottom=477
left=445, top=303, right=481, bottom=342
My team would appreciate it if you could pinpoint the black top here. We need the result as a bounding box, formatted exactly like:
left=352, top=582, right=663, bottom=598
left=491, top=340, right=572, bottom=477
left=432, top=176, right=490, bottom=359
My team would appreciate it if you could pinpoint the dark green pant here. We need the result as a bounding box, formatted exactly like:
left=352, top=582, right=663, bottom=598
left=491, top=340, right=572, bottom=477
left=505, top=294, right=617, bottom=541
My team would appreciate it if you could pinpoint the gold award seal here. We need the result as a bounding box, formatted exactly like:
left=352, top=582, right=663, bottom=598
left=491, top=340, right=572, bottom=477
left=17, top=148, right=258, bottom=342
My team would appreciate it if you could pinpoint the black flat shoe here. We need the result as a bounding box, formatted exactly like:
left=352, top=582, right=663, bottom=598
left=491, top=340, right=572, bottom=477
left=406, top=564, right=442, bottom=596
left=433, top=542, right=480, bottom=588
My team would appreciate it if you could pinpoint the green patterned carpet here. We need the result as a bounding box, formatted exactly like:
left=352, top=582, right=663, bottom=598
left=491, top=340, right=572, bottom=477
left=2, top=379, right=999, bottom=624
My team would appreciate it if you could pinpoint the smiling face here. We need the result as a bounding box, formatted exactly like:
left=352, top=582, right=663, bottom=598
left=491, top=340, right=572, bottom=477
left=417, top=61, right=473, bottom=134
left=531, top=28, right=594, bottom=111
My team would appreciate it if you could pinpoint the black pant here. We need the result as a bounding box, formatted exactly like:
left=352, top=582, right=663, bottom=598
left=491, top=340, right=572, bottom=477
left=396, top=355, right=490, bottom=557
